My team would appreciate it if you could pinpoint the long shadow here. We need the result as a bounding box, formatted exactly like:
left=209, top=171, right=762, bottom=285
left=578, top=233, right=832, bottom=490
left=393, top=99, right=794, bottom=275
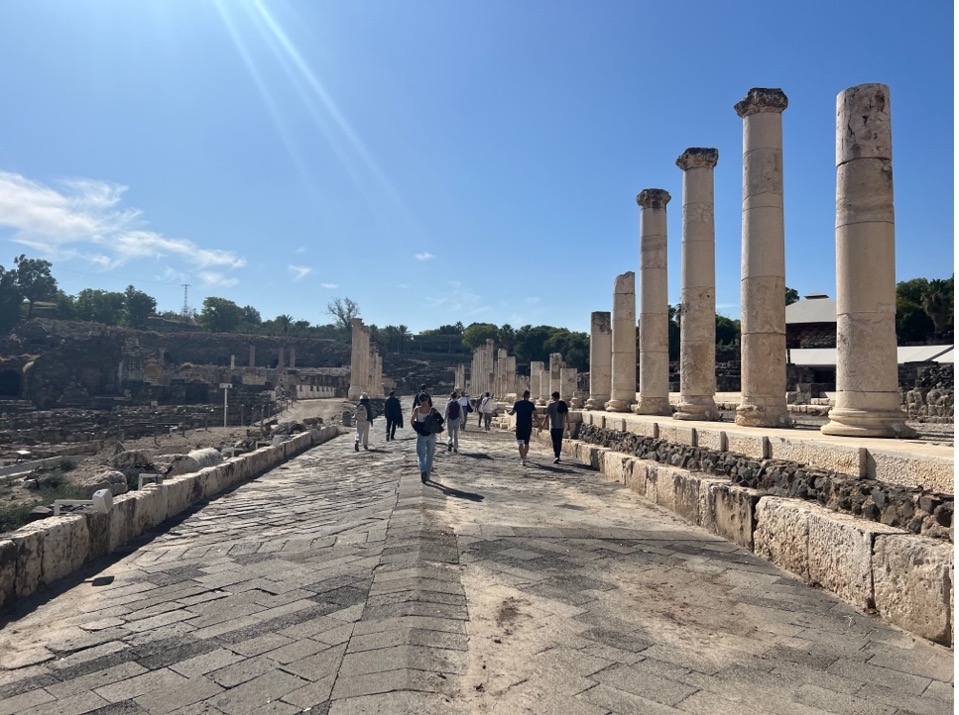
left=458, top=452, right=494, bottom=460
left=425, top=479, right=485, bottom=502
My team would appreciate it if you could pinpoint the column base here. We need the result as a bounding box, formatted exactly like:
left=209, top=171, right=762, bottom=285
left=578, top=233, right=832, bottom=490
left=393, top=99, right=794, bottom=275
left=632, top=397, right=671, bottom=416
left=347, top=386, right=363, bottom=400
left=673, top=399, right=720, bottom=421
left=604, top=399, right=633, bottom=413
left=735, top=400, right=791, bottom=428
left=821, top=408, right=917, bottom=439
left=584, top=397, right=609, bottom=411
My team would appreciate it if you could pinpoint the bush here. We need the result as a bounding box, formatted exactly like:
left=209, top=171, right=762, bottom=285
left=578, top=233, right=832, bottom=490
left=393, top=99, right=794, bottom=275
left=0, top=483, right=89, bottom=535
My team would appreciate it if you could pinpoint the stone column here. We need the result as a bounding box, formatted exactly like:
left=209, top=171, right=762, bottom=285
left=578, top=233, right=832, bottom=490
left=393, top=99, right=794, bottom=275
left=585, top=311, right=612, bottom=410
left=674, top=148, right=720, bottom=421
left=277, top=346, right=285, bottom=371
left=529, top=361, right=545, bottom=403
left=506, top=356, right=517, bottom=397
left=606, top=271, right=636, bottom=412
left=454, top=364, right=466, bottom=393
left=822, top=84, right=915, bottom=438
left=249, top=346, right=255, bottom=368
left=289, top=346, right=296, bottom=370
left=734, top=88, right=791, bottom=428
left=370, top=350, right=383, bottom=397
left=348, top=318, right=368, bottom=399
left=634, top=189, right=672, bottom=415
left=539, top=370, right=550, bottom=404
left=560, top=368, right=577, bottom=402
left=548, top=353, right=564, bottom=398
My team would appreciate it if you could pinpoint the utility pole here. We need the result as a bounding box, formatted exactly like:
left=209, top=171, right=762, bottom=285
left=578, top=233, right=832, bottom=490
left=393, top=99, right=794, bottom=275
left=181, top=284, right=191, bottom=321
left=219, top=383, right=232, bottom=428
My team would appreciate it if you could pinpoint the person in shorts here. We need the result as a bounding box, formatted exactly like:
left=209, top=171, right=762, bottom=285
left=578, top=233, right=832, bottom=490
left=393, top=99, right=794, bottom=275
left=507, top=389, right=537, bottom=466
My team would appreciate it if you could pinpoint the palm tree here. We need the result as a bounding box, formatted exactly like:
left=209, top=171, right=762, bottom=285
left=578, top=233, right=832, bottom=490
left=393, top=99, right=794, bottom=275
left=274, top=314, right=293, bottom=336
left=921, top=279, right=951, bottom=338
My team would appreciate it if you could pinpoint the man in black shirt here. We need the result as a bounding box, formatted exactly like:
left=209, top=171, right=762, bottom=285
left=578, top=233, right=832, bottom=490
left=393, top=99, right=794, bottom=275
left=507, top=389, right=537, bottom=466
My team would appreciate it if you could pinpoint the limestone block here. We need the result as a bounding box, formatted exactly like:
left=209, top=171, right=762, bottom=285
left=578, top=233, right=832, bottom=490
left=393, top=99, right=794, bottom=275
left=164, top=475, right=202, bottom=520
left=657, top=423, right=678, bottom=443
left=624, top=459, right=648, bottom=497
left=868, top=450, right=954, bottom=494
left=644, top=465, right=660, bottom=506
left=754, top=497, right=814, bottom=579
left=653, top=466, right=678, bottom=513
left=806, top=509, right=901, bottom=610
left=108, top=495, right=136, bottom=552
left=873, top=535, right=953, bottom=646
left=40, top=516, right=90, bottom=588
left=625, top=420, right=653, bottom=438
left=197, top=466, right=227, bottom=500
left=672, top=470, right=702, bottom=525
left=725, top=432, right=767, bottom=460
left=0, top=540, right=15, bottom=609
left=703, top=483, right=757, bottom=550
left=770, top=438, right=865, bottom=478
left=601, top=452, right=632, bottom=483
left=167, top=448, right=223, bottom=477
left=671, top=425, right=697, bottom=447
left=11, top=523, right=45, bottom=598
left=79, top=470, right=129, bottom=498
left=697, top=428, right=725, bottom=452
left=132, top=487, right=167, bottom=534
left=84, top=512, right=112, bottom=561
left=110, top=449, right=154, bottom=470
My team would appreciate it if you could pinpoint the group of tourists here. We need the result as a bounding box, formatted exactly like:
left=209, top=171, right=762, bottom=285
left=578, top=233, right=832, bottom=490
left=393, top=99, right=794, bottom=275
left=353, top=385, right=570, bottom=483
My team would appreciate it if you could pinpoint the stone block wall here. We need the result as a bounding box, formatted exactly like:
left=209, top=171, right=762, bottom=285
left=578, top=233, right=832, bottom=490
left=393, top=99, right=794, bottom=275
left=0, top=424, right=339, bottom=611
left=539, top=429, right=954, bottom=646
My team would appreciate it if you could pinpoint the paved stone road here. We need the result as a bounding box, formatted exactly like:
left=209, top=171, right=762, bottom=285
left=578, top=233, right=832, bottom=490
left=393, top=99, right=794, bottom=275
left=0, top=426, right=952, bottom=714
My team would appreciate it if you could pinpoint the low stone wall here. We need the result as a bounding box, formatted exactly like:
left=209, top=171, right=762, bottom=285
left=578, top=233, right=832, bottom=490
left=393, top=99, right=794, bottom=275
left=577, top=423, right=953, bottom=540
left=0, top=424, right=340, bottom=611
left=539, top=431, right=954, bottom=646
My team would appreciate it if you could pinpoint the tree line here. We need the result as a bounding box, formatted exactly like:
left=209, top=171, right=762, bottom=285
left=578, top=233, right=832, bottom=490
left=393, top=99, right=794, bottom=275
left=0, top=255, right=951, bottom=365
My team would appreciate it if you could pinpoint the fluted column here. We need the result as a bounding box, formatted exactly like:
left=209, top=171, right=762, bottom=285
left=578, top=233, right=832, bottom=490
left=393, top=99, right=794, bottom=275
left=822, top=84, right=915, bottom=438
left=734, top=88, right=791, bottom=428
left=606, top=272, right=636, bottom=412
left=675, top=148, right=720, bottom=421
left=529, top=361, right=545, bottom=403
left=634, top=189, right=672, bottom=415
left=585, top=311, right=612, bottom=410
left=549, top=353, right=563, bottom=398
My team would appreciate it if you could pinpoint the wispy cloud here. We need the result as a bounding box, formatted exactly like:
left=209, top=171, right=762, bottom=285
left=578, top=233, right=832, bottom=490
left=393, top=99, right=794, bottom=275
left=0, top=171, right=246, bottom=277
left=414, top=252, right=434, bottom=261
left=197, top=271, right=239, bottom=288
left=288, top=264, right=312, bottom=281
left=320, top=282, right=338, bottom=289
left=426, top=281, right=490, bottom=318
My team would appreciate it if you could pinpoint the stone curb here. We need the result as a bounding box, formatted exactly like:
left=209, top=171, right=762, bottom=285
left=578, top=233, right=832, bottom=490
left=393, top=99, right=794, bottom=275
left=533, top=430, right=954, bottom=647
left=0, top=425, right=340, bottom=611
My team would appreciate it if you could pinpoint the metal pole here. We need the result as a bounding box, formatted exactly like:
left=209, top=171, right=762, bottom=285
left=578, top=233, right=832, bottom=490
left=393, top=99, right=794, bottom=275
left=223, top=387, right=228, bottom=428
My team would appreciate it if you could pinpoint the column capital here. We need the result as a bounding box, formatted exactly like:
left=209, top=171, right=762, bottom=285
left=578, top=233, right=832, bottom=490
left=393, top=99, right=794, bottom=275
left=734, top=87, right=788, bottom=118
left=636, top=189, right=671, bottom=209
left=676, top=147, right=719, bottom=171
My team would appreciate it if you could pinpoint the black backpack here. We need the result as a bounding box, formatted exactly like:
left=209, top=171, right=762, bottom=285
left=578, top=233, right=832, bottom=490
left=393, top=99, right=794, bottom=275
left=448, top=401, right=461, bottom=420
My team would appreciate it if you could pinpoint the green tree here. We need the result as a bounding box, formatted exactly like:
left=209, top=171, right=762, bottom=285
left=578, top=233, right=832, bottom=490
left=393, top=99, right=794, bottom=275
left=0, top=265, right=22, bottom=332
left=543, top=329, right=590, bottom=371
left=380, top=324, right=413, bottom=352
left=513, top=325, right=554, bottom=364
left=921, top=277, right=953, bottom=338
left=198, top=297, right=244, bottom=333
left=75, top=289, right=126, bottom=325
left=462, top=322, right=499, bottom=351
left=122, top=286, right=156, bottom=329
left=715, top=314, right=741, bottom=348
left=785, top=286, right=800, bottom=305
left=274, top=314, right=293, bottom=335
left=51, top=290, right=76, bottom=320
left=241, top=305, right=262, bottom=329
left=496, top=324, right=514, bottom=352
left=14, top=254, right=57, bottom=319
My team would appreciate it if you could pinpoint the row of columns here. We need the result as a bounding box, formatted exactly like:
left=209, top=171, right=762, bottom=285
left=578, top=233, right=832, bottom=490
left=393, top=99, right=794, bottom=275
left=347, top=318, right=383, bottom=399
left=586, top=83, right=911, bottom=438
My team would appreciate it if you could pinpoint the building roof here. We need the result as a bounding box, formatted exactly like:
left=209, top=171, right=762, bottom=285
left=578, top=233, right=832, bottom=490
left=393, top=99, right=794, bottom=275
left=785, top=293, right=837, bottom=325
left=789, top=345, right=954, bottom=366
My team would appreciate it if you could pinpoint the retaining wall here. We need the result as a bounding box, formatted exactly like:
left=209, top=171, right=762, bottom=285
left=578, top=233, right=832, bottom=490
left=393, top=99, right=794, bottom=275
left=0, top=425, right=339, bottom=611
left=536, top=429, right=954, bottom=647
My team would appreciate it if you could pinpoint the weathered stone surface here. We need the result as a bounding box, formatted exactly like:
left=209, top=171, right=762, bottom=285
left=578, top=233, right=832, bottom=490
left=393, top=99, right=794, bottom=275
left=39, top=516, right=89, bottom=588
left=0, top=539, right=15, bottom=608
left=110, top=449, right=153, bottom=470
left=754, top=497, right=813, bottom=580
left=79, top=470, right=129, bottom=498
left=701, top=482, right=756, bottom=550
left=873, top=534, right=953, bottom=646
left=167, top=447, right=223, bottom=477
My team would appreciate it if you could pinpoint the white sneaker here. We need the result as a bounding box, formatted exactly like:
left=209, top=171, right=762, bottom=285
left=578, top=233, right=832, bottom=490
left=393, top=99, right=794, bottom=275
left=552, top=457, right=560, bottom=464
left=521, top=459, right=527, bottom=466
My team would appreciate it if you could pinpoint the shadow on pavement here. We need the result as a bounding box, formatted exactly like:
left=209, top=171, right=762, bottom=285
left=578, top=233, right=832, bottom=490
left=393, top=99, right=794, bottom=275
left=426, top=479, right=485, bottom=502
left=459, top=452, right=494, bottom=460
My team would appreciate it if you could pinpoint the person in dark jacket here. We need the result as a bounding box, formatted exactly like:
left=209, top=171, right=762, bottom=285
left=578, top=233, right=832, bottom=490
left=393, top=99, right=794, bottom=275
left=384, top=390, right=404, bottom=441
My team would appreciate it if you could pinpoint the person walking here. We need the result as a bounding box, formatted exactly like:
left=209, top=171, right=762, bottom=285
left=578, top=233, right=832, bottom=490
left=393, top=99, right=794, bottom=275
left=384, top=390, right=403, bottom=441
left=412, top=385, right=432, bottom=408
left=479, top=391, right=495, bottom=431
left=354, top=393, right=373, bottom=451
left=456, top=391, right=471, bottom=431
left=507, top=389, right=537, bottom=466
left=540, top=391, right=571, bottom=463
left=444, top=391, right=461, bottom=452
left=411, top=392, right=437, bottom=482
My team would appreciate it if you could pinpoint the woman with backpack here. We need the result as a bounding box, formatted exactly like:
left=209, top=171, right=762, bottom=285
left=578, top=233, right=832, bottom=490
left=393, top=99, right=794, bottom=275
left=411, top=392, right=440, bottom=482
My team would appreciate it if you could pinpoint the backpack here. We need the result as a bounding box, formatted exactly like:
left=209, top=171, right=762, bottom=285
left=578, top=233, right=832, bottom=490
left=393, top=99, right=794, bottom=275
left=448, top=401, right=461, bottom=421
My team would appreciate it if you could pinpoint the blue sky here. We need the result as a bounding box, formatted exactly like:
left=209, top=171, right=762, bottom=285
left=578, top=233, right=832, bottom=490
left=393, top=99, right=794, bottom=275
left=0, top=1, right=953, bottom=334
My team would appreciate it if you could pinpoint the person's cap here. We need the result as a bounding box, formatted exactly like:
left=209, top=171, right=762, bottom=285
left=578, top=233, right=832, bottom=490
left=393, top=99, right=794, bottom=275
left=360, top=393, right=369, bottom=400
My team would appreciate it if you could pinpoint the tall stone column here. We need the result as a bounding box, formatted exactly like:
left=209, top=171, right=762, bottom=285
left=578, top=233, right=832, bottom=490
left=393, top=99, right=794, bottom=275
left=530, top=361, right=545, bottom=402
left=348, top=318, right=368, bottom=399
left=634, top=189, right=672, bottom=415
left=734, top=88, right=791, bottom=428
left=454, top=364, right=466, bottom=393
left=289, top=346, right=296, bottom=370
left=560, top=368, right=577, bottom=402
left=248, top=345, right=256, bottom=368
left=549, top=353, right=564, bottom=397
left=606, top=271, right=636, bottom=413
left=585, top=311, right=612, bottom=410
left=675, top=148, right=720, bottom=421
left=822, top=84, right=915, bottom=438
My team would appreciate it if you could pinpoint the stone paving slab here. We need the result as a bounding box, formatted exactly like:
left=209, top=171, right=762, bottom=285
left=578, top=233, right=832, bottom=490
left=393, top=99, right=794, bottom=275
left=0, top=426, right=952, bottom=714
